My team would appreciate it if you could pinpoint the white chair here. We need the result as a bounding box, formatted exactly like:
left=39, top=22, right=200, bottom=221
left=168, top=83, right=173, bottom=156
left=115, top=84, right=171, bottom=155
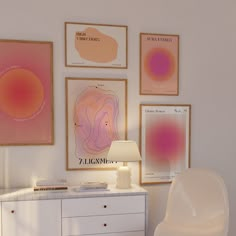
left=154, top=168, right=229, bottom=236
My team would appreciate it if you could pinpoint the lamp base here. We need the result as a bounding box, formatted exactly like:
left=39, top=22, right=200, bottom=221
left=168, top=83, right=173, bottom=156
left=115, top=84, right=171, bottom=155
left=116, top=165, right=131, bottom=189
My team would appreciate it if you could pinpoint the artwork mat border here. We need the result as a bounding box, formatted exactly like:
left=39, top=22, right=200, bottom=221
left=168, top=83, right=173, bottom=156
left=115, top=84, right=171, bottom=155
left=65, top=22, right=128, bottom=69
left=0, top=39, right=54, bottom=146
left=139, top=104, right=191, bottom=185
left=139, top=33, right=179, bottom=96
left=65, top=77, right=128, bottom=171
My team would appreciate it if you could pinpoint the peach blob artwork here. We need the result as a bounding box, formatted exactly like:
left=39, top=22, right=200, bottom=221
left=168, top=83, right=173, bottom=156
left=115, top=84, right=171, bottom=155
left=75, top=27, right=118, bottom=63
left=0, top=68, right=44, bottom=120
left=74, top=87, right=120, bottom=158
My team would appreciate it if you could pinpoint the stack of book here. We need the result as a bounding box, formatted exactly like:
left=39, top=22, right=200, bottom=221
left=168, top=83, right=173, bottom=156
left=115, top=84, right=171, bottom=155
left=33, top=179, right=68, bottom=192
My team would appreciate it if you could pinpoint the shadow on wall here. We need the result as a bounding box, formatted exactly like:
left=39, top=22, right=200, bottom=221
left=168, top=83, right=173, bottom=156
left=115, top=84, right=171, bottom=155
left=0, top=148, right=10, bottom=188
left=143, top=184, right=170, bottom=236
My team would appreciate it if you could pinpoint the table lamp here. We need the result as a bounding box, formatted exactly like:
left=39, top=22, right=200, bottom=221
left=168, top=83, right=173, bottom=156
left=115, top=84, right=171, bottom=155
left=107, top=140, right=141, bottom=189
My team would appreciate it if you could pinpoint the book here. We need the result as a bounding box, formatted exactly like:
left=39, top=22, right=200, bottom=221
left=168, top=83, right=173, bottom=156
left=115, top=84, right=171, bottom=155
left=79, top=182, right=108, bottom=190
left=33, top=186, right=68, bottom=191
left=73, top=187, right=110, bottom=193
left=36, top=179, right=67, bottom=187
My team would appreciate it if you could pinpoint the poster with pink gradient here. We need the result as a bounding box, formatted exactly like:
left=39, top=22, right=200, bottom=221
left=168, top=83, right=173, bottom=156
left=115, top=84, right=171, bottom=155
left=140, top=104, right=191, bottom=184
left=66, top=78, right=127, bottom=170
left=0, top=39, right=54, bottom=145
left=140, top=33, right=179, bottom=95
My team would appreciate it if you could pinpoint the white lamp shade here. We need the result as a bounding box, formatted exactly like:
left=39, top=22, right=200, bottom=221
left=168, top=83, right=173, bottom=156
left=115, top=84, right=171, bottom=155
left=107, top=140, right=141, bottom=162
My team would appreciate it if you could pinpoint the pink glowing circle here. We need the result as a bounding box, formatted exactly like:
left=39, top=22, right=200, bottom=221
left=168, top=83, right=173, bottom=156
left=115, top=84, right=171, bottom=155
left=145, top=48, right=175, bottom=81
left=146, top=120, right=185, bottom=163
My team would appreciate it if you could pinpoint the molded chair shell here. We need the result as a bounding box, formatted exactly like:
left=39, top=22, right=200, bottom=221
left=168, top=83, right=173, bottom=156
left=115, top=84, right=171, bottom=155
left=154, top=168, right=229, bottom=236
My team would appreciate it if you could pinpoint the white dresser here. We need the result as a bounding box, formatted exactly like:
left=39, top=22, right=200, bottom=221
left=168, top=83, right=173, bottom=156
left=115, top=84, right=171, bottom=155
left=0, top=185, right=147, bottom=236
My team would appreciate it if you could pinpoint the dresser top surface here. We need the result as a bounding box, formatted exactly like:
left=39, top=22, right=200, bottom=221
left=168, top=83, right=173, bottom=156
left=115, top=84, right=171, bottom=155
left=0, top=184, right=147, bottom=202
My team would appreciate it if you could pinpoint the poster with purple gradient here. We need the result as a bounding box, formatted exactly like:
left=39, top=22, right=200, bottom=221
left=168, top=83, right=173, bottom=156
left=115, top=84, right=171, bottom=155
left=140, top=104, right=191, bottom=184
left=140, top=33, right=179, bottom=95
left=66, top=78, right=127, bottom=170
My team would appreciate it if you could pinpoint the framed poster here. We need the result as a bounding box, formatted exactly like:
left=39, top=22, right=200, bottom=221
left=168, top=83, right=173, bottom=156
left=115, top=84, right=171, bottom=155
left=140, top=33, right=179, bottom=95
left=0, top=39, right=54, bottom=145
left=65, top=22, right=128, bottom=69
left=66, top=78, right=127, bottom=170
left=139, top=104, right=191, bottom=184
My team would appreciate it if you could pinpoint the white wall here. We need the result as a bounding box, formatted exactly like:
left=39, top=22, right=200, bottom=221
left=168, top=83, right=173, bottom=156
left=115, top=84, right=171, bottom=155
left=0, top=0, right=236, bottom=235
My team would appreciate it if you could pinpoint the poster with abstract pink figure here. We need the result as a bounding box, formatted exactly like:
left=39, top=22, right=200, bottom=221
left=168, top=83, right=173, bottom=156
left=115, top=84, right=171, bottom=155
left=0, top=39, right=54, bottom=145
left=66, top=78, right=127, bottom=170
left=140, top=33, right=179, bottom=95
left=140, top=104, right=191, bottom=184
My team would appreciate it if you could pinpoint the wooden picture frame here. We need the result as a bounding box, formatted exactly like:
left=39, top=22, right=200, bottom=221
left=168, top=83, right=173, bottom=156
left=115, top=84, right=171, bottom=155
left=0, top=39, right=54, bottom=145
left=65, top=22, right=128, bottom=69
left=65, top=77, right=127, bottom=170
left=139, top=104, right=191, bottom=184
left=140, top=33, right=179, bottom=95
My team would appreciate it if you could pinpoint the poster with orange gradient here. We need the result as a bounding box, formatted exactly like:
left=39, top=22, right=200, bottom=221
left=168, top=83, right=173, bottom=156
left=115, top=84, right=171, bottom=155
left=65, top=22, right=127, bottom=68
left=140, top=104, right=191, bottom=184
left=0, top=40, right=53, bottom=145
left=140, top=33, right=179, bottom=95
left=65, top=78, right=127, bottom=170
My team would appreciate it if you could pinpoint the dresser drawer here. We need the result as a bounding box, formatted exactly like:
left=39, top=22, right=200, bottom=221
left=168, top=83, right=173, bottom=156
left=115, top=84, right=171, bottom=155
left=62, top=195, right=145, bottom=217
left=75, top=232, right=144, bottom=236
left=62, top=213, right=145, bottom=236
